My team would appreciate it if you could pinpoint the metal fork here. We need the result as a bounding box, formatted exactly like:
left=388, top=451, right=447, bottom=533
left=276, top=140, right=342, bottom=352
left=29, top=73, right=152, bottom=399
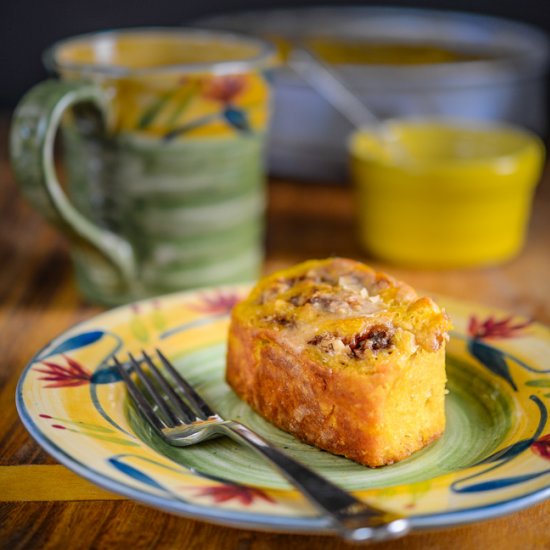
left=114, top=349, right=411, bottom=542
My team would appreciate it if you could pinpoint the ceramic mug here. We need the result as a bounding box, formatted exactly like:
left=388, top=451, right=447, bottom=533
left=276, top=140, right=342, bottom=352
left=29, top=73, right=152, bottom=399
left=349, top=119, right=545, bottom=267
left=10, top=28, right=274, bottom=305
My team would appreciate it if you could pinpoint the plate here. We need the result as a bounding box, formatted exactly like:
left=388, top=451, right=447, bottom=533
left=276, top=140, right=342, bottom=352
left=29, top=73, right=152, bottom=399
left=16, top=285, right=550, bottom=534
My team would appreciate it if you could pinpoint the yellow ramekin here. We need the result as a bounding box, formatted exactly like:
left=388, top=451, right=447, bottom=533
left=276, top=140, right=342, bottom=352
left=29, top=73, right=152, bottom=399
left=349, top=119, right=545, bottom=267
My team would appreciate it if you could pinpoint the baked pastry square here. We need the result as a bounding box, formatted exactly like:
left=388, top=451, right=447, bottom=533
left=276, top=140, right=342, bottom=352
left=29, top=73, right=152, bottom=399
left=226, top=258, right=451, bottom=467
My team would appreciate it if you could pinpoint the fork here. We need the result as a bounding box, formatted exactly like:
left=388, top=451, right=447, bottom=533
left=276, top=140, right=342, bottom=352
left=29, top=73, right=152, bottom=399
left=114, top=349, right=411, bottom=542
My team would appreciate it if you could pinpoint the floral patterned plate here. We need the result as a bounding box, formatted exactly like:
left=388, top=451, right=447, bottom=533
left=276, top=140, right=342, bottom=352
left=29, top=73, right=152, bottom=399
left=16, top=286, right=550, bottom=534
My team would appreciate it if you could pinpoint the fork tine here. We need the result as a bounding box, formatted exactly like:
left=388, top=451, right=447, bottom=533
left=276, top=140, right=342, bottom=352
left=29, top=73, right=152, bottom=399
left=113, top=356, right=167, bottom=432
left=141, top=351, right=196, bottom=422
left=128, top=352, right=179, bottom=427
left=155, top=348, right=215, bottom=419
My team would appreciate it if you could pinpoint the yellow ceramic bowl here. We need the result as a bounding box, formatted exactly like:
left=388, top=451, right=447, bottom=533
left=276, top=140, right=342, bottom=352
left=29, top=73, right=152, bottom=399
left=350, top=120, right=545, bottom=267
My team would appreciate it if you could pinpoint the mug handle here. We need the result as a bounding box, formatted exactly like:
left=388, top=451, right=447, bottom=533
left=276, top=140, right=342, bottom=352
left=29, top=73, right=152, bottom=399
left=9, top=79, right=136, bottom=291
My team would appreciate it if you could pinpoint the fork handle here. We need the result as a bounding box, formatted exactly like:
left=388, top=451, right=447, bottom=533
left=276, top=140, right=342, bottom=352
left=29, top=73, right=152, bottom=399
left=220, top=421, right=410, bottom=542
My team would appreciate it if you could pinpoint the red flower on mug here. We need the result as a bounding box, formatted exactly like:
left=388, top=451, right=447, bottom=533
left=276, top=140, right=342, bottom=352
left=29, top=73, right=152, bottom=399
left=201, top=75, right=247, bottom=104
left=468, top=315, right=532, bottom=340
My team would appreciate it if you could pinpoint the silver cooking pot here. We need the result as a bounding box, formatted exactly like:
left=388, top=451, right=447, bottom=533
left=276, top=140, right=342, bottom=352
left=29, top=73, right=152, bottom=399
left=197, top=7, right=549, bottom=181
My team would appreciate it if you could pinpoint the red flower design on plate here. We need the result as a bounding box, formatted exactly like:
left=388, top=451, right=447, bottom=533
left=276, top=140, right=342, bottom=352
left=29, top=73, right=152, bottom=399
left=531, top=434, right=550, bottom=460
left=35, top=355, right=92, bottom=388
left=195, top=484, right=275, bottom=506
left=201, top=75, right=247, bottom=104
left=190, top=291, right=242, bottom=315
left=468, top=315, right=532, bottom=340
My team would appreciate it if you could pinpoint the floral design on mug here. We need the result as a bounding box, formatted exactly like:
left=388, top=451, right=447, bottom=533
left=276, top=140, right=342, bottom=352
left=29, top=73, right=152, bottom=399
left=201, top=75, right=247, bottom=104
left=162, top=74, right=253, bottom=140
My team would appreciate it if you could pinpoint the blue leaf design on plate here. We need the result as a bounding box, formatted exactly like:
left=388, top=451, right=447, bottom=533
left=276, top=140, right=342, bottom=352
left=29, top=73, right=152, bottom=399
left=453, top=396, right=548, bottom=494
left=453, top=469, right=550, bottom=493
left=468, top=339, right=517, bottom=391
left=90, top=367, right=125, bottom=384
left=475, top=395, right=547, bottom=466
left=473, top=439, right=533, bottom=465
left=108, top=457, right=166, bottom=491
left=38, top=331, right=104, bottom=360
left=90, top=356, right=136, bottom=385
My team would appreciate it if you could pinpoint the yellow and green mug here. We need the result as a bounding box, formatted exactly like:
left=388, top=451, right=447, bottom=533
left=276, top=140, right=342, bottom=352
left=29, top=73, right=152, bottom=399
left=10, top=28, right=275, bottom=305
left=350, top=120, right=545, bottom=267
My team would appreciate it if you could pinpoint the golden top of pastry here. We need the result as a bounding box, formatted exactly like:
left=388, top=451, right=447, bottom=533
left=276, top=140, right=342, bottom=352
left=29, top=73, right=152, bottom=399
left=233, top=258, right=452, bottom=369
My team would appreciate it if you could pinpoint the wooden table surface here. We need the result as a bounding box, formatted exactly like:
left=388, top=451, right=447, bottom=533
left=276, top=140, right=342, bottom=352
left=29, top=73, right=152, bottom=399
left=1, top=114, right=549, bottom=549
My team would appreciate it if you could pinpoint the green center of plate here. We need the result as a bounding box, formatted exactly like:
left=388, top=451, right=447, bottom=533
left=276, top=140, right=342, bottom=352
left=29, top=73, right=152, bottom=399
left=127, top=344, right=512, bottom=490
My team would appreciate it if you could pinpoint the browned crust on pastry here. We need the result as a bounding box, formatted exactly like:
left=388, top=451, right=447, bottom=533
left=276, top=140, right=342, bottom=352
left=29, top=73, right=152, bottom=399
left=226, top=258, right=450, bottom=467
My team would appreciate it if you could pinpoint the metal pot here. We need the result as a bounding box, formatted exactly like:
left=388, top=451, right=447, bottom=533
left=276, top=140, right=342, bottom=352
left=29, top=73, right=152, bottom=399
left=197, top=7, right=549, bottom=181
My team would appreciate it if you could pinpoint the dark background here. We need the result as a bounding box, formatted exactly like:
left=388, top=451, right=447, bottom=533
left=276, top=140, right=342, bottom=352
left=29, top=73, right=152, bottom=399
left=2, top=0, right=550, bottom=109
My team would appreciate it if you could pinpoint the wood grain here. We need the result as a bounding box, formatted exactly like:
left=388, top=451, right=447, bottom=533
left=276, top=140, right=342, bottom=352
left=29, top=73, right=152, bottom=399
left=1, top=500, right=549, bottom=550
left=1, top=112, right=549, bottom=548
